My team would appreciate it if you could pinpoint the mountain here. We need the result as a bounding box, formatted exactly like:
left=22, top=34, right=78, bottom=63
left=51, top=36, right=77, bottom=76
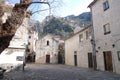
left=65, top=12, right=92, bottom=28
left=42, top=16, right=74, bottom=38
left=29, top=19, right=42, bottom=33
left=41, top=12, right=92, bottom=38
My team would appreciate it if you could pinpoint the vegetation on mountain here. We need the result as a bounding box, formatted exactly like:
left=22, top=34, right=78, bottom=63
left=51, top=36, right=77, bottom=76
left=42, top=12, right=92, bottom=38
left=65, top=12, right=92, bottom=28
left=42, top=16, right=73, bottom=38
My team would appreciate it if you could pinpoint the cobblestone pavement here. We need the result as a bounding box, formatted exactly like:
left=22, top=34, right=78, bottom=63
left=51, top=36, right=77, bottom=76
left=2, top=63, right=120, bottom=80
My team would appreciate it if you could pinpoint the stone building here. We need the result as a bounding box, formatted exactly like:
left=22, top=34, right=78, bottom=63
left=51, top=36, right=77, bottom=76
left=26, top=29, right=38, bottom=62
left=65, top=26, right=92, bottom=68
left=88, top=0, right=120, bottom=74
left=35, top=34, right=60, bottom=64
left=25, top=19, right=41, bottom=62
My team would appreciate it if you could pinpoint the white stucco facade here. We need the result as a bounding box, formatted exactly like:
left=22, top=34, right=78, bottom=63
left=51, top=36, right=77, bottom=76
left=65, top=26, right=92, bottom=68
left=89, top=0, right=120, bottom=74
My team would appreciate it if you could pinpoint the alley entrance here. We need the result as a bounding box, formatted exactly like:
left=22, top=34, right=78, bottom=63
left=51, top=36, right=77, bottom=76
left=58, top=52, right=63, bottom=64
left=74, top=55, right=77, bottom=66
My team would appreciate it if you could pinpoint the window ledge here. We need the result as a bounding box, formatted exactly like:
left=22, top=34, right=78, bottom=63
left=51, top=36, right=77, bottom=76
left=104, top=31, right=111, bottom=35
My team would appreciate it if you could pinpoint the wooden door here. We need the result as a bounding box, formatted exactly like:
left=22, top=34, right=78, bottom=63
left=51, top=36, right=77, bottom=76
left=46, top=55, right=50, bottom=63
left=88, top=53, right=93, bottom=68
left=74, top=55, right=77, bottom=66
left=103, top=51, right=113, bottom=71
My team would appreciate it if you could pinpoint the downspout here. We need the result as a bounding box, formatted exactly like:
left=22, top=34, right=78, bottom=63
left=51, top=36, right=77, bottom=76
left=90, top=8, right=97, bottom=70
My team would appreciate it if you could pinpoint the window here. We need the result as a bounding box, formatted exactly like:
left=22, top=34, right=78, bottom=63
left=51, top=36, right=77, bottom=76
left=47, top=40, right=49, bottom=46
left=28, top=42, right=30, bottom=45
left=103, top=23, right=111, bottom=35
left=28, top=36, right=31, bottom=39
left=86, top=31, right=89, bottom=39
left=16, top=56, right=23, bottom=61
left=117, top=51, right=120, bottom=61
left=103, top=1, right=109, bottom=11
left=79, top=34, right=83, bottom=42
left=74, top=51, right=77, bottom=55
left=86, top=30, right=91, bottom=39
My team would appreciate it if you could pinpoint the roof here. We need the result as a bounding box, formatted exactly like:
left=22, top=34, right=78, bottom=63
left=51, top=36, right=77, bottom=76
left=65, top=25, right=91, bottom=41
left=88, top=0, right=98, bottom=8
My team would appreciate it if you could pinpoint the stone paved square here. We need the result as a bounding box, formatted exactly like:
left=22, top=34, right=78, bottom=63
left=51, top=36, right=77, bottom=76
left=2, top=64, right=120, bottom=80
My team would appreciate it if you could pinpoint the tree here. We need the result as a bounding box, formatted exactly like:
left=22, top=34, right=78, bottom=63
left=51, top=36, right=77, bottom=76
left=0, top=0, right=60, bottom=53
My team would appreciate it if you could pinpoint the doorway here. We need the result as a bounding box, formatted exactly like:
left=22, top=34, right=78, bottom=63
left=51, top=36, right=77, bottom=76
left=46, top=55, right=50, bottom=63
left=103, top=51, right=113, bottom=71
left=88, top=53, right=93, bottom=68
left=74, top=55, right=77, bottom=66
left=58, top=52, right=63, bottom=64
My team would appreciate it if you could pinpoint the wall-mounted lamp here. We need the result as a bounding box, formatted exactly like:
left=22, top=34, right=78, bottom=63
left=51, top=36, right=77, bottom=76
left=112, top=44, right=115, bottom=48
left=98, top=47, right=101, bottom=50
left=96, top=50, right=98, bottom=53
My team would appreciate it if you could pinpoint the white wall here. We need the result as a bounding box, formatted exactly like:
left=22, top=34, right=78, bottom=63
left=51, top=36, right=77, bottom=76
left=65, top=34, right=79, bottom=66
left=65, top=27, right=92, bottom=68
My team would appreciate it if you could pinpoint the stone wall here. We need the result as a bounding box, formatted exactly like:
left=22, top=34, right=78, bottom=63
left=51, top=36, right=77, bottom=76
left=90, top=0, right=120, bottom=74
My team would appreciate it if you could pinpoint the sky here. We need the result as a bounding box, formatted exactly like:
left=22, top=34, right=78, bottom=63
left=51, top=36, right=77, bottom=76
left=7, top=0, right=93, bottom=22
left=60, top=0, right=93, bottom=17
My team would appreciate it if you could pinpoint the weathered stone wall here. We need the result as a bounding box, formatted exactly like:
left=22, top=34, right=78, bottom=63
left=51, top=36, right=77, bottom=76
left=35, top=35, right=59, bottom=64
left=90, top=0, right=120, bottom=74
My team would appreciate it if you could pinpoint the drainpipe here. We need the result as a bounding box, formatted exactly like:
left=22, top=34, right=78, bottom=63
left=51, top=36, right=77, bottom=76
left=90, top=8, right=97, bottom=70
